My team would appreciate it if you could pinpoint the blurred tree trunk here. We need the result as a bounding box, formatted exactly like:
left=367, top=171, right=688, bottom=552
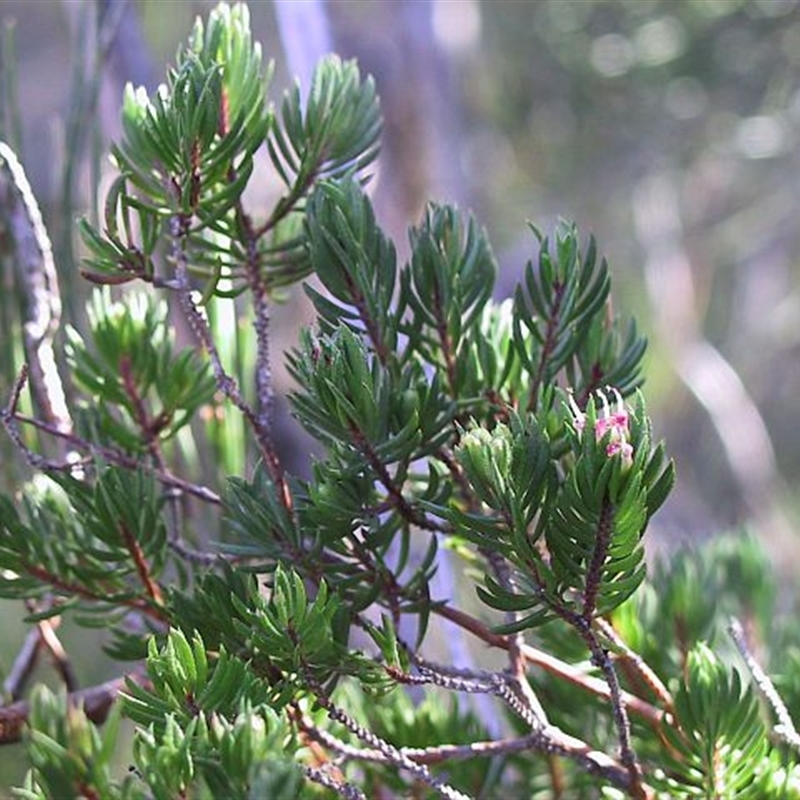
left=328, top=0, right=469, bottom=251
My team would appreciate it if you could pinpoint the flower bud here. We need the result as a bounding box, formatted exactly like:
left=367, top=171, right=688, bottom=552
left=568, top=387, right=633, bottom=469
left=456, top=422, right=513, bottom=502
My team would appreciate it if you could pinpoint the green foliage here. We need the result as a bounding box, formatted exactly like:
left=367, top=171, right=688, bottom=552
left=78, top=3, right=379, bottom=301
left=304, top=179, right=398, bottom=350
left=14, top=687, right=143, bottom=800
left=2, top=3, right=800, bottom=799
left=451, top=392, right=673, bottom=633
left=0, top=468, right=167, bottom=628
left=399, top=204, right=496, bottom=399
left=658, top=644, right=769, bottom=798
left=79, top=3, right=271, bottom=292
left=270, top=54, right=380, bottom=187
left=132, top=709, right=304, bottom=800
left=123, top=632, right=303, bottom=800
left=66, top=289, right=216, bottom=452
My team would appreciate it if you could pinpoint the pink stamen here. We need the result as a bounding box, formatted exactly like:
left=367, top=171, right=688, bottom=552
left=568, top=387, right=633, bottom=467
left=567, top=390, right=586, bottom=433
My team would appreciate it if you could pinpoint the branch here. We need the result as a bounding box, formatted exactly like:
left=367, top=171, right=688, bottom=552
left=349, top=423, right=449, bottom=533
left=118, top=354, right=167, bottom=457
left=431, top=281, right=459, bottom=398
left=23, top=563, right=167, bottom=624
left=578, top=622, right=645, bottom=799
left=302, top=765, right=367, bottom=800
left=5, top=386, right=222, bottom=507
left=566, top=502, right=647, bottom=793
left=581, top=499, right=614, bottom=622
left=3, top=626, right=43, bottom=702
left=34, top=608, right=78, bottom=693
left=0, top=606, right=75, bottom=704
left=406, top=725, right=652, bottom=797
left=398, top=654, right=546, bottom=733
left=483, top=547, right=548, bottom=725
left=1, top=365, right=52, bottom=470
left=301, top=675, right=648, bottom=797
left=532, top=592, right=645, bottom=797
left=595, top=617, right=672, bottom=709
left=118, top=520, right=164, bottom=607
left=343, top=268, right=391, bottom=365
left=170, top=218, right=292, bottom=509
left=432, top=604, right=664, bottom=729
left=238, top=209, right=275, bottom=442
left=313, top=692, right=470, bottom=800
left=117, top=354, right=211, bottom=562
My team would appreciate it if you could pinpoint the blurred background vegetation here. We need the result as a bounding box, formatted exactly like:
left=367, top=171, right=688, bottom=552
left=1, top=0, right=800, bottom=790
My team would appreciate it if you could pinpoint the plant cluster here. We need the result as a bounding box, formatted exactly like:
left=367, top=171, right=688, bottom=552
left=1, top=4, right=800, bottom=798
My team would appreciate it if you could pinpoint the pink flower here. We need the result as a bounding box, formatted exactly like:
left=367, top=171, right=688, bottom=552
left=568, top=387, right=633, bottom=468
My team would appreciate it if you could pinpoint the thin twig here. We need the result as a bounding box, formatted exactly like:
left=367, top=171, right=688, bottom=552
left=118, top=353, right=210, bottom=562
left=542, top=594, right=644, bottom=797
left=526, top=278, right=566, bottom=412
left=391, top=650, right=653, bottom=794
left=22, top=561, right=168, bottom=624
left=412, top=651, right=499, bottom=683
left=555, top=499, right=645, bottom=796
left=576, top=618, right=645, bottom=799
left=483, top=547, right=548, bottom=726
left=296, top=712, right=382, bottom=763
left=431, top=278, right=459, bottom=398
left=514, top=494, right=644, bottom=795
left=595, top=617, right=673, bottom=709
left=406, top=723, right=649, bottom=797
left=238, top=209, right=275, bottom=439
left=1, top=365, right=51, bottom=470
left=12, top=404, right=222, bottom=506
left=300, top=691, right=646, bottom=796
left=729, top=616, right=800, bottom=752
left=169, top=217, right=292, bottom=509
left=432, top=603, right=665, bottom=729
left=315, top=693, right=470, bottom=800
left=118, top=520, right=164, bottom=607
left=581, top=500, right=614, bottom=622
left=349, top=423, right=450, bottom=533
left=6, top=392, right=223, bottom=563
left=391, top=660, right=495, bottom=695
left=302, top=765, right=367, bottom=800
left=118, top=354, right=167, bottom=458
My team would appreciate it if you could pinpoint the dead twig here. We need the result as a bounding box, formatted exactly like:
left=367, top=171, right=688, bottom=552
left=0, top=140, right=71, bottom=437
left=730, top=616, right=800, bottom=753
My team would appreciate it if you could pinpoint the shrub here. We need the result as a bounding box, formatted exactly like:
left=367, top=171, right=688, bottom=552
left=1, top=4, right=799, bottom=798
